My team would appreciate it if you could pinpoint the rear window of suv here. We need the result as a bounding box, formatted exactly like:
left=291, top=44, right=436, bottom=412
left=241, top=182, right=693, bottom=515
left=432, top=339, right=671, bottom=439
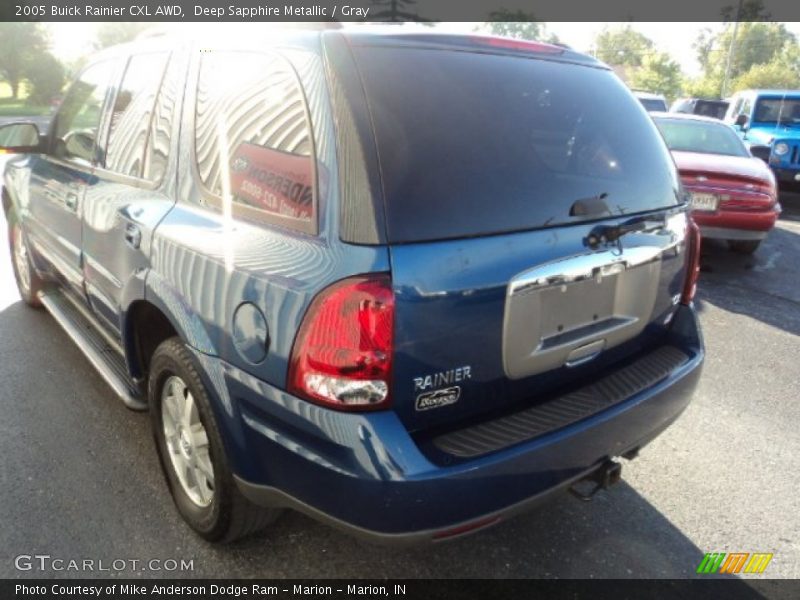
left=352, top=47, right=680, bottom=243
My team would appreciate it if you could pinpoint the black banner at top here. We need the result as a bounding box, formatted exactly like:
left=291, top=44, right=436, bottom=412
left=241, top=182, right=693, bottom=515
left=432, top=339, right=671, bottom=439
left=3, top=0, right=800, bottom=22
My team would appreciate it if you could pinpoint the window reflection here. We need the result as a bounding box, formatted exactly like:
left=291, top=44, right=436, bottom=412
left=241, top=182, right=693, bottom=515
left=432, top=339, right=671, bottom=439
left=195, top=52, right=315, bottom=229
left=52, top=61, right=115, bottom=163
left=106, top=52, right=170, bottom=179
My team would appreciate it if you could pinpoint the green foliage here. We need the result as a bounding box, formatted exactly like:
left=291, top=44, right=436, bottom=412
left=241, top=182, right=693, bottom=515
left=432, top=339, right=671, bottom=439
left=94, top=23, right=153, bottom=50
left=731, top=41, right=800, bottom=90
left=0, top=98, right=51, bottom=117
left=683, top=75, right=725, bottom=100
left=478, top=11, right=560, bottom=44
left=692, top=22, right=796, bottom=97
left=0, top=23, right=50, bottom=99
left=630, top=52, right=683, bottom=101
left=591, top=26, right=682, bottom=102
left=24, top=52, right=65, bottom=106
left=594, top=25, right=654, bottom=68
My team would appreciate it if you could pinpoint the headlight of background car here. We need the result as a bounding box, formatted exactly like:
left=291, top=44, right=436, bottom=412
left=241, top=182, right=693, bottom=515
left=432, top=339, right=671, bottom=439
left=774, top=142, right=790, bottom=156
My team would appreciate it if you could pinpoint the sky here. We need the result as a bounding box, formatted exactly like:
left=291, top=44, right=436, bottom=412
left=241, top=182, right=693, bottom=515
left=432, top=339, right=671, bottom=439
left=47, top=22, right=800, bottom=78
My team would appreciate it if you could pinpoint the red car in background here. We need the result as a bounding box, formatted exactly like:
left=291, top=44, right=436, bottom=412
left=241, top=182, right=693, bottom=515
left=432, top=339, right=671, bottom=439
left=653, top=113, right=780, bottom=254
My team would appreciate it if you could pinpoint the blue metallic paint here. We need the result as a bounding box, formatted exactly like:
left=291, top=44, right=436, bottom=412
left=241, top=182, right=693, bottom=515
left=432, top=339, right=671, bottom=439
left=1, top=31, right=705, bottom=541
left=225, top=305, right=702, bottom=535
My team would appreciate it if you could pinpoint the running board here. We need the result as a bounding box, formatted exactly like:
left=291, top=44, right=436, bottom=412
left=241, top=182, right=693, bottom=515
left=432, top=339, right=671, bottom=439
left=38, top=290, right=147, bottom=411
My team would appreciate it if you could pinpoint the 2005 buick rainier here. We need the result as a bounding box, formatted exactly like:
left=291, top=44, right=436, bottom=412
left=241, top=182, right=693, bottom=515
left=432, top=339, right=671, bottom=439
left=1, top=29, right=704, bottom=543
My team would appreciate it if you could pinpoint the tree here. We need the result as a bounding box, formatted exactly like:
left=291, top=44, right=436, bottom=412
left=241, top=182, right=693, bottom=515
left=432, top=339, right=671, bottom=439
left=683, top=75, right=725, bottom=100
left=594, top=25, right=654, bottom=67
left=730, top=40, right=800, bottom=91
left=24, top=52, right=65, bottom=106
left=732, top=61, right=800, bottom=90
left=630, top=52, right=683, bottom=101
left=0, top=23, right=50, bottom=99
left=370, top=0, right=431, bottom=22
left=720, top=0, right=771, bottom=21
left=477, top=10, right=560, bottom=44
left=692, top=21, right=796, bottom=97
left=94, top=23, right=153, bottom=50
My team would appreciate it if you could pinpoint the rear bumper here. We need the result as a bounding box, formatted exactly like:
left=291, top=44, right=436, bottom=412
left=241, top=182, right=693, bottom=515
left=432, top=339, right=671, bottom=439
left=197, top=306, right=703, bottom=543
left=692, top=208, right=778, bottom=240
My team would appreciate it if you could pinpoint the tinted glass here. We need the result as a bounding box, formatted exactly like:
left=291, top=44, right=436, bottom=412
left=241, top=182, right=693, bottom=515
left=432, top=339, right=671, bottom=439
left=353, top=48, right=680, bottom=243
left=655, top=117, right=749, bottom=157
left=670, top=99, right=692, bottom=113
left=143, top=53, right=179, bottom=183
left=694, top=100, right=728, bottom=120
left=106, top=52, right=170, bottom=179
left=52, top=61, right=114, bottom=163
left=753, top=97, right=800, bottom=125
left=640, top=98, right=668, bottom=112
left=741, top=97, right=753, bottom=118
left=195, top=52, right=315, bottom=232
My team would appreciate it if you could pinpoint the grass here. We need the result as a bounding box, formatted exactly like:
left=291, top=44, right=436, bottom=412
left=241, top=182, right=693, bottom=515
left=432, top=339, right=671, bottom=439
left=0, top=82, right=49, bottom=117
left=0, top=98, right=50, bottom=117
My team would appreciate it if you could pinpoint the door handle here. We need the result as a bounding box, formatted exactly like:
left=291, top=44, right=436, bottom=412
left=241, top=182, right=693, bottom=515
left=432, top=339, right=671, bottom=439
left=124, top=223, right=142, bottom=249
left=65, top=193, right=79, bottom=212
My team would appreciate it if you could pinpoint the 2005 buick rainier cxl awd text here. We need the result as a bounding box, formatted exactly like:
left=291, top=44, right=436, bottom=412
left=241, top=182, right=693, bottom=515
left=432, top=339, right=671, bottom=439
left=1, top=29, right=704, bottom=543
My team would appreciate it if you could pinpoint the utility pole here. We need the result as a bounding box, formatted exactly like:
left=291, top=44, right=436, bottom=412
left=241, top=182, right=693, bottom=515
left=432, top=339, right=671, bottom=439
left=721, top=0, right=744, bottom=98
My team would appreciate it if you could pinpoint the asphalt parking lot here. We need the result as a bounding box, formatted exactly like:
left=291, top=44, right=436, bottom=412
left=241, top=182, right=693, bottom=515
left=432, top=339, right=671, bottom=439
left=0, top=191, right=798, bottom=581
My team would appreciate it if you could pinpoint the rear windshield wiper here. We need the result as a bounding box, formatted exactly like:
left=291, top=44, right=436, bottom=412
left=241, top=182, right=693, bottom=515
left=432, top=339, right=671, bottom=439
left=585, top=215, right=666, bottom=249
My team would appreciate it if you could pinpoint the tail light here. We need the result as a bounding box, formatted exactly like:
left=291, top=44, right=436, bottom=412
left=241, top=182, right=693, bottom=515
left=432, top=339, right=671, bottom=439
left=288, top=274, right=394, bottom=411
left=469, top=35, right=564, bottom=55
left=681, top=219, right=702, bottom=305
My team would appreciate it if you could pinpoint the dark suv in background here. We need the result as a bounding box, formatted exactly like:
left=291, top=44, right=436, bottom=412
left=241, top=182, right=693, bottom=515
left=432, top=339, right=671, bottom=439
left=1, top=30, right=704, bottom=543
left=670, top=97, right=730, bottom=120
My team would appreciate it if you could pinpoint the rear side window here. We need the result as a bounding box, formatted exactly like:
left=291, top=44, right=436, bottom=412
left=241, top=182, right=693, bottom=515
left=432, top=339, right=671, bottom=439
left=694, top=101, right=728, bottom=120
left=353, top=47, right=680, bottom=243
left=143, top=52, right=179, bottom=183
left=195, top=51, right=316, bottom=234
left=640, top=98, right=667, bottom=112
left=106, top=52, right=170, bottom=180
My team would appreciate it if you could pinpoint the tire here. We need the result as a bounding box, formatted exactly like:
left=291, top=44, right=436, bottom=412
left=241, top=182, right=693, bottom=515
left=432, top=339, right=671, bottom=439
left=149, top=337, right=281, bottom=542
left=728, top=240, right=761, bottom=254
left=7, top=214, right=43, bottom=307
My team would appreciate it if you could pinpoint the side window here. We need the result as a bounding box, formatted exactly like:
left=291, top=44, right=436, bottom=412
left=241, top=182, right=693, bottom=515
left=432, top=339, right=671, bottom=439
left=726, top=97, right=740, bottom=120
left=741, top=97, right=753, bottom=118
left=194, top=51, right=315, bottom=234
left=52, top=61, right=115, bottom=164
left=143, top=54, right=179, bottom=183
left=106, top=52, right=170, bottom=180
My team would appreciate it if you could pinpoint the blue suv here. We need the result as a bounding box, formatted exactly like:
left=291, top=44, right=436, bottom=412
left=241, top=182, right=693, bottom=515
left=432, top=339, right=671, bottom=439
left=725, top=89, right=800, bottom=184
left=1, top=30, right=704, bottom=543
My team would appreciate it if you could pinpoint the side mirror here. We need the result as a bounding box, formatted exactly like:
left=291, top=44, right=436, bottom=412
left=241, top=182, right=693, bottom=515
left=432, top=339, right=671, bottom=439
left=749, top=145, right=771, bottom=162
left=735, top=114, right=749, bottom=129
left=0, top=122, right=43, bottom=154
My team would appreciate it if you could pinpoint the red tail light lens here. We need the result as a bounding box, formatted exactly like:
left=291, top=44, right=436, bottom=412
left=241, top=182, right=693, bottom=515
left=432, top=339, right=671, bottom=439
left=681, top=218, right=702, bottom=305
left=288, top=274, right=394, bottom=411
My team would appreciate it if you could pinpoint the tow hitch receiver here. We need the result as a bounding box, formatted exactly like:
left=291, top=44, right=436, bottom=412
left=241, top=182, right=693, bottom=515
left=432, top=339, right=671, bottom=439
left=569, top=460, right=623, bottom=501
